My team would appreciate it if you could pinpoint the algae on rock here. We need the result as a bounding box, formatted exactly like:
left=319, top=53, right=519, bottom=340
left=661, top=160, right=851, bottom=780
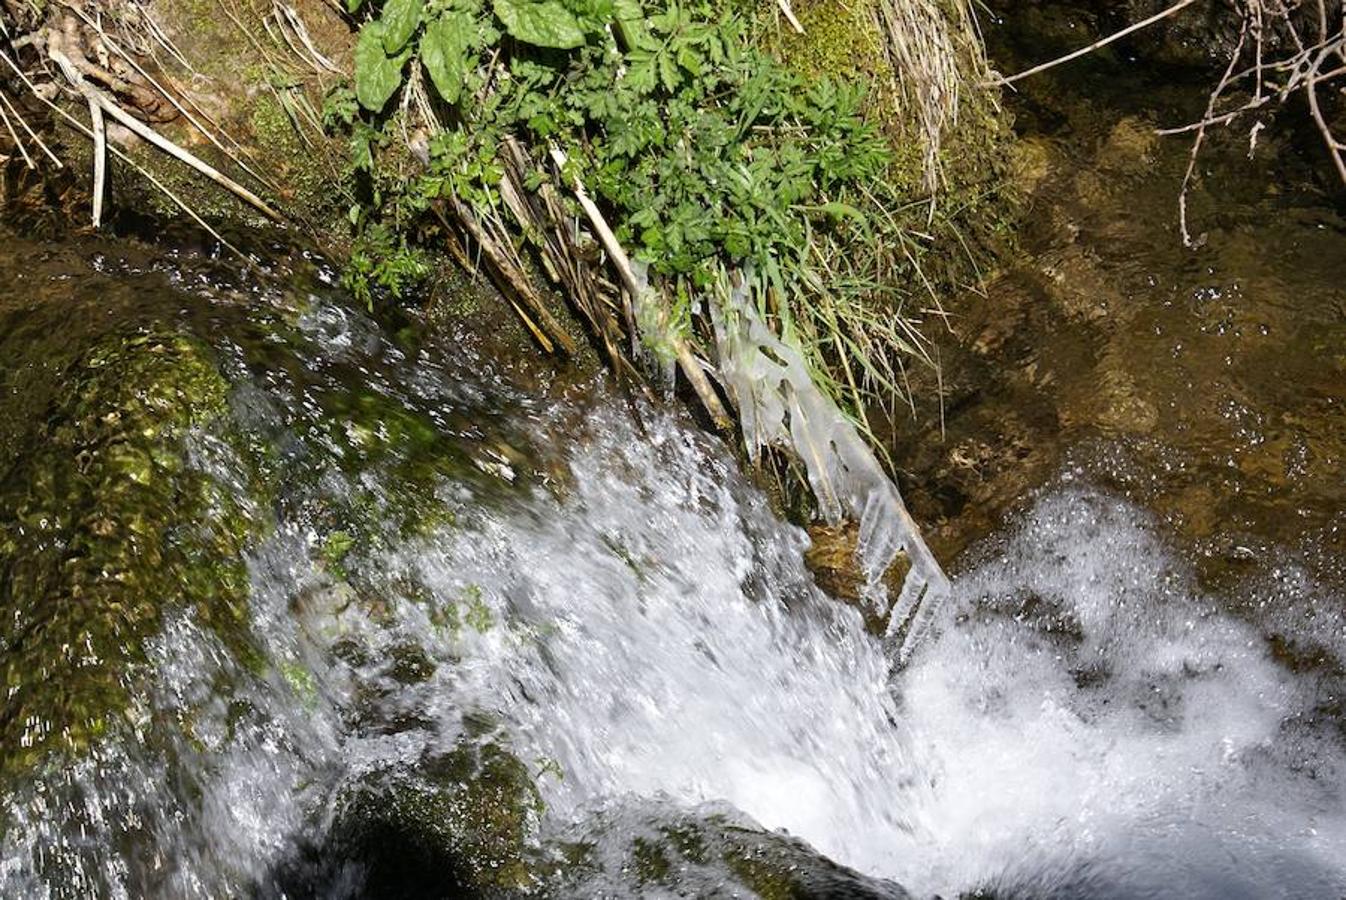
left=0, top=326, right=266, bottom=778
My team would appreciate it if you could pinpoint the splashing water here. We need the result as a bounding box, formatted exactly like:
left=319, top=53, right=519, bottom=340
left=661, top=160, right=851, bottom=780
left=890, top=486, right=1346, bottom=897
left=413, top=413, right=1346, bottom=897
left=3, top=263, right=1346, bottom=898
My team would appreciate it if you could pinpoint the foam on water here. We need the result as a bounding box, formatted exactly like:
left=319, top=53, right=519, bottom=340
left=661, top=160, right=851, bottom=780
left=888, top=485, right=1346, bottom=897
left=6, top=282, right=1346, bottom=897
left=403, top=404, right=1346, bottom=897
left=346, top=389, right=1346, bottom=897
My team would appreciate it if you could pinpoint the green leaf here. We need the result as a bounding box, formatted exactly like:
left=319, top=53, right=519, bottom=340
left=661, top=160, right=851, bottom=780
left=657, top=51, right=677, bottom=92
left=355, top=21, right=412, bottom=112
left=493, top=0, right=585, bottom=49
left=806, top=201, right=868, bottom=226
left=381, top=0, right=425, bottom=53
left=676, top=44, right=702, bottom=76
left=347, top=0, right=365, bottom=11
left=422, top=12, right=473, bottom=104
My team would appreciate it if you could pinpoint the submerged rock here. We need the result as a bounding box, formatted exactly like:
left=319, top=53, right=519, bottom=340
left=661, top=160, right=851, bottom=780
left=552, top=804, right=910, bottom=899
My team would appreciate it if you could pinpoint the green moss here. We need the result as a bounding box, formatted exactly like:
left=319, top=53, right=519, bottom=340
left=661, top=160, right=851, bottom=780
left=321, top=529, right=357, bottom=578
left=768, top=0, right=888, bottom=92
left=0, top=329, right=269, bottom=780
left=336, top=739, right=546, bottom=893
left=462, top=584, right=493, bottom=633
left=248, top=86, right=347, bottom=227
left=278, top=658, right=320, bottom=707
left=632, top=836, right=674, bottom=885
left=386, top=641, right=437, bottom=683
left=767, top=0, right=1017, bottom=251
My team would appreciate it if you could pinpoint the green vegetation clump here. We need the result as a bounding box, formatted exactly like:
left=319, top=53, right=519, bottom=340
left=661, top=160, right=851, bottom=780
left=328, top=0, right=1011, bottom=420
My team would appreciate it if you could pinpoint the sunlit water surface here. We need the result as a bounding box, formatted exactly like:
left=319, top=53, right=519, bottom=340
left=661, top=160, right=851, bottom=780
left=0, top=231, right=1343, bottom=899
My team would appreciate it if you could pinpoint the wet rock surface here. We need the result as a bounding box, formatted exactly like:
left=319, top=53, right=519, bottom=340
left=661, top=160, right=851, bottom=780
left=883, top=8, right=1346, bottom=579
left=0, top=225, right=918, bottom=899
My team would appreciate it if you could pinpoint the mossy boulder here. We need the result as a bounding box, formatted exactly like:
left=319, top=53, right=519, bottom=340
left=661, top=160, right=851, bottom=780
left=306, top=740, right=545, bottom=898
left=558, top=806, right=910, bottom=898
left=0, top=320, right=265, bottom=779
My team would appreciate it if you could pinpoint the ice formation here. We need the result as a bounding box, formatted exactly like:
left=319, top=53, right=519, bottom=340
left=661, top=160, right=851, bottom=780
left=710, top=275, right=950, bottom=657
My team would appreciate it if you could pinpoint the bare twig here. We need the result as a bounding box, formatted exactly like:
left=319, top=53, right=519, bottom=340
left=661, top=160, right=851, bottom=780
left=88, top=94, right=104, bottom=226
left=0, top=95, right=35, bottom=167
left=447, top=195, right=578, bottom=355
left=0, top=88, right=61, bottom=166
left=0, top=47, right=245, bottom=256
left=1164, top=0, right=1346, bottom=243
left=51, top=43, right=281, bottom=221
left=988, top=0, right=1198, bottom=87
left=550, top=145, right=732, bottom=429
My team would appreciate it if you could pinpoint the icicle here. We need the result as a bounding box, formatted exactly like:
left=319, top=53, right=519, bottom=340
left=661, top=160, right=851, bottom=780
left=711, top=273, right=950, bottom=660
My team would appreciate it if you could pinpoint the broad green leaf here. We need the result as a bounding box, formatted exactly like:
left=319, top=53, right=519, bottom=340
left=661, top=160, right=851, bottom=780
left=493, top=0, right=585, bottom=49
left=422, top=12, right=474, bottom=105
left=347, top=0, right=365, bottom=11
left=355, top=22, right=412, bottom=112
left=657, top=51, right=677, bottom=92
left=381, top=0, right=425, bottom=53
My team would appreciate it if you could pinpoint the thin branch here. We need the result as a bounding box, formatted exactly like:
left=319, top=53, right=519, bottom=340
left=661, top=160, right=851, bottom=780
left=50, top=44, right=281, bottom=222
left=0, top=96, right=35, bottom=168
left=0, top=49, right=245, bottom=257
left=446, top=195, right=578, bottom=355
left=550, top=145, right=733, bottom=430
left=88, top=95, right=105, bottom=226
left=988, top=0, right=1198, bottom=86
left=0, top=87, right=61, bottom=165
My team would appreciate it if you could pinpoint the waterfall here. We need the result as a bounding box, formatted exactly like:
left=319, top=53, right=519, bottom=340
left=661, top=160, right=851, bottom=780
left=4, top=268, right=1346, bottom=899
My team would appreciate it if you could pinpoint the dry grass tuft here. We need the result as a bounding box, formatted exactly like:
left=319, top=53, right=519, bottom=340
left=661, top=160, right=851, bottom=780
left=874, top=0, right=987, bottom=193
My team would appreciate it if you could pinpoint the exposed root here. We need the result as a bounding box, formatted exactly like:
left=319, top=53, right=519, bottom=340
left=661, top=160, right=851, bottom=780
left=48, top=14, right=177, bottom=123
left=0, top=1, right=294, bottom=240
left=0, top=45, right=244, bottom=257
left=62, top=4, right=279, bottom=192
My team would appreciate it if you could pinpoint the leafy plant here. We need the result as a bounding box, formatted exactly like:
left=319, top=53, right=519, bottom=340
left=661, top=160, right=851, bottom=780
left=333, top=0, right=960, bottom=420
left=342, top=223, right=431, bottom=309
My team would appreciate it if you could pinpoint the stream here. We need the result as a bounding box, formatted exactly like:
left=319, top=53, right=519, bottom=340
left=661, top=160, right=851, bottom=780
left=2, top=216, right=1344, bottom=898
left=4, top=10, right=1346, bottom=898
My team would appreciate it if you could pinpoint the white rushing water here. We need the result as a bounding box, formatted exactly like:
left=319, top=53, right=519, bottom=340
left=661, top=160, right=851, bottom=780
left=6, top=293, right=1346, bottom=898
left=383, top=399, right=1346, bottom=897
